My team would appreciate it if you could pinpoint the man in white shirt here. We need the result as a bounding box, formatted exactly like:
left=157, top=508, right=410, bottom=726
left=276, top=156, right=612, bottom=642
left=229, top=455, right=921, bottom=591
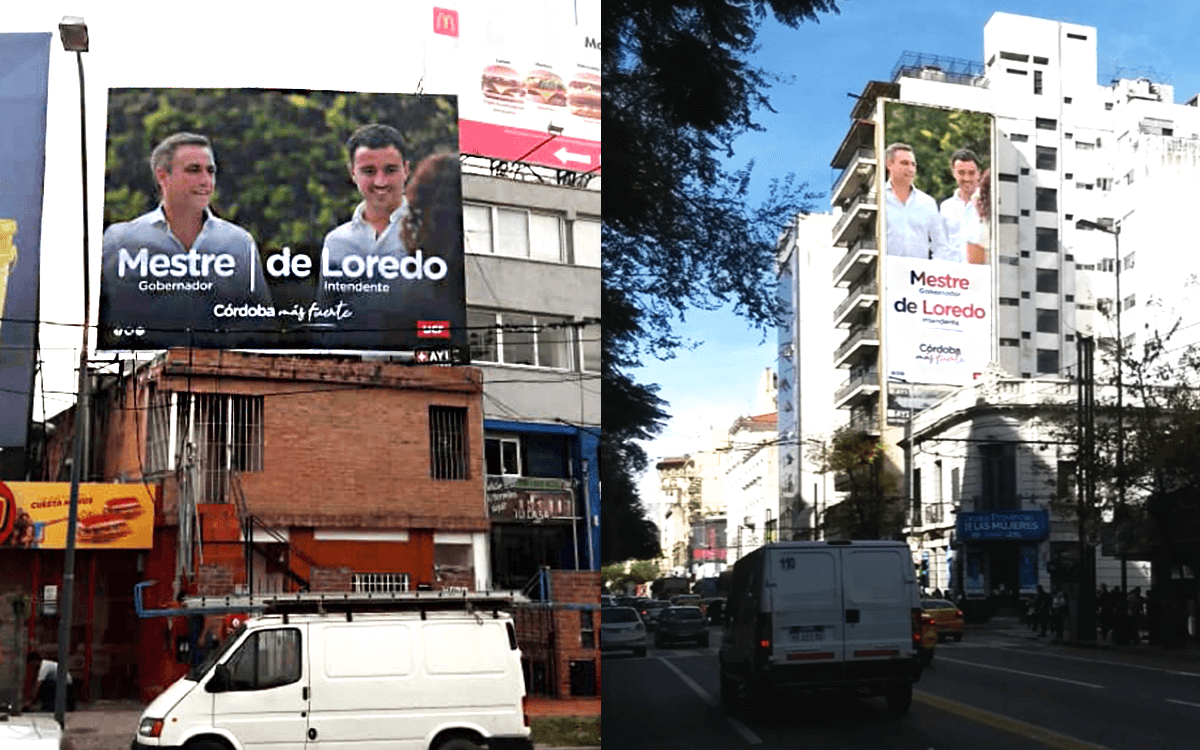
left=26, top=652, right=73, bottom=712
left=884, top=142, right=951, bottom=261
left=939, top=148, right=982, bottom=264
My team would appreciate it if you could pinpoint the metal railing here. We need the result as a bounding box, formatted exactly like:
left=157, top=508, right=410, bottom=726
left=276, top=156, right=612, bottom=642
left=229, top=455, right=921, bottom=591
left=834, top=327, right=880, bottom=363
left=832, top=238, right=878, bottom=284
left=834, top=368, right=880, bottom=404
left=832, top=189, right=878, bottom=243
left=833, top=280, right=879, bottom=324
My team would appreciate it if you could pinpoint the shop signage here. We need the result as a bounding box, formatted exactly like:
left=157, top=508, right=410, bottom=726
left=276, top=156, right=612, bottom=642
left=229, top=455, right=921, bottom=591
left=486, top=476, right=575, bottom=522
left=0, top=481, right=156, bottom=550
left=956, top=509, right=1049, bottom=541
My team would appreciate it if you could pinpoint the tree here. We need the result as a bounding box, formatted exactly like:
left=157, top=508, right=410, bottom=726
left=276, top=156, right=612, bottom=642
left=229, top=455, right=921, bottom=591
left=603, top=0, right=838, bottom=562
left=809, top=427, right=905, bottom=540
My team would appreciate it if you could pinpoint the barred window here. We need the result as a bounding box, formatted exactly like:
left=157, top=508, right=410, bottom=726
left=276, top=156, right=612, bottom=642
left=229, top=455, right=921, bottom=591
left=352, top=573, right=411, bottom=593
left=430, top=406, right=469, bottom=480
left=145, top=386, right=175, bottom=474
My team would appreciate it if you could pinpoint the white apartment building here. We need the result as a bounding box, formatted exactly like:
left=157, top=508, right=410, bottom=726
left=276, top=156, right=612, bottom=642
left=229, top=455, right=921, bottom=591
left=776, top=212, right=845, bottom=541
left=819, top=11, right=1200, bottom=606
left=723, top=412, right=778, bottom=563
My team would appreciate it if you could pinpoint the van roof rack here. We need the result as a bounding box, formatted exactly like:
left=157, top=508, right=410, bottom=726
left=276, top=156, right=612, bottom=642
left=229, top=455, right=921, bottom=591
left=179, top=590, right=527, bottom=621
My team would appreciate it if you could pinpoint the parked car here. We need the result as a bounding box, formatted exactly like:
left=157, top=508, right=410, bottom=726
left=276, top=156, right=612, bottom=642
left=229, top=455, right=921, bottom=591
left=922, top=599, right=965, bottom=641
left=654, top=606, right=710, bottom=648
left=638, top=600, right=671, bottom=629
left=601, top=606, right=647, bottom=657
left=601, top=595, right=615, bottom=608
left=917, top=612, right=938, bottom=665
left=614, top=595, right=638, bottom=608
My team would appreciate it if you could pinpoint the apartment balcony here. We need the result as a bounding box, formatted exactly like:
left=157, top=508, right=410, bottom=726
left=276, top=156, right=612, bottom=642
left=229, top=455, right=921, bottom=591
left=833, top=367, right=881, bottom=410
left=831, top=147, right=877, bottom=207
left=832, top=238, right=878, bottom=288
left=833, top=280, right=878, bottom=329
left=848, top=411, right=881, bottom=436
left=833, top=326, right=879, bottom=369
left=832, top=188, right=878, bottom=248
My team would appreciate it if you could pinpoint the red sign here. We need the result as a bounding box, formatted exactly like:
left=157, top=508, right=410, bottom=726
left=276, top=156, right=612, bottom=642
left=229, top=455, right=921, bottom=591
left=417, top=320, right=451, bottom=339
left=693, top=548, right=727, bottom=561
left=433, top=8, right=459, bottom=38
left=459, top=119, right=601, bottom=174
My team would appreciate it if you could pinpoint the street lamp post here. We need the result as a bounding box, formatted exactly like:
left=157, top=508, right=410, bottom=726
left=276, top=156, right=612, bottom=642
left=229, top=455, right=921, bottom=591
left=1075, top=214, right=1132, bottom=640
left=55, top=16, right=89, bottom=728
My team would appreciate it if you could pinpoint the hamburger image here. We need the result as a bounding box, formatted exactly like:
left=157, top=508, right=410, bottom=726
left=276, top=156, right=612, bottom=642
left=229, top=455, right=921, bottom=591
left=481, top=64, right=524, bottom=105
left=568, top=71, right=600, bottom=120
left=105, top=496, right=144, bottom=519
left=524, top=69, right=567, bottom=108
left=78, top=513, right=132, bottom=545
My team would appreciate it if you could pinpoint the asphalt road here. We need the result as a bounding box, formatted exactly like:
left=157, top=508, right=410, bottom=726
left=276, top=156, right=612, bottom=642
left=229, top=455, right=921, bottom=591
left=602, top=624, right=1200, bottom=749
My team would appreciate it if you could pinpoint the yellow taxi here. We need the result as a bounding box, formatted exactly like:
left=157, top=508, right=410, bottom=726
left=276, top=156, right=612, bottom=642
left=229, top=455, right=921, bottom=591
left=922, top=598, right=965, bottom=642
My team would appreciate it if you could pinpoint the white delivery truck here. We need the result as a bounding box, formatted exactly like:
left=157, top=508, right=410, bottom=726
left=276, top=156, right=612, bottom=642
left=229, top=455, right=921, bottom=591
left=132, top=592, right=533, bottom=750
left=718, top=540, right=924, bottom=715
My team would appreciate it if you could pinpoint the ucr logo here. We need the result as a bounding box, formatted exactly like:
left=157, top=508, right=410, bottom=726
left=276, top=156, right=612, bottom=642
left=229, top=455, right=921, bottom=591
left=417, top=320, right=451, bottom=339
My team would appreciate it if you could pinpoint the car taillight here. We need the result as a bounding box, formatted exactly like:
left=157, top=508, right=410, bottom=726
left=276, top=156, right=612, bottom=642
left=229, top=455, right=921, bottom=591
left=755, top=612, right=772, bottom=654
left=956, top=609, right=963, bottom=618
left=522, top=695, right=530, bottom=727
left=912, top=608, right=924, bottom=646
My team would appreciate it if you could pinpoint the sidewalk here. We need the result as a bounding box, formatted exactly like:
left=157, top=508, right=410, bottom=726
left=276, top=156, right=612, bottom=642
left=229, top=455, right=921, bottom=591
left=57, top=697, right=598, bottom=750
left=970, top=614, right=1200, bottom=669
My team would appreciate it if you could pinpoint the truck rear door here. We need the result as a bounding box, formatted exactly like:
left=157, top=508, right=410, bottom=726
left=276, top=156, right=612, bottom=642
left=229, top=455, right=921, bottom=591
left=766, top=548, right=843, bottom=667
left=842, top=547, right=916, bottom=662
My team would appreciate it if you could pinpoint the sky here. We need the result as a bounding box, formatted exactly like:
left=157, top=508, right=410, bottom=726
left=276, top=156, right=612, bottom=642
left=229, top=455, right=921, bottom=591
left=633, top=0, right=1200, bottom=511
left=1, top=0, right=597, bottom=430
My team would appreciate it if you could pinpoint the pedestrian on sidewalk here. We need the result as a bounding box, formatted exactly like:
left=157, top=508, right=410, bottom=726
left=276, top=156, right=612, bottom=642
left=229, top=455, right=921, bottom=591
left=1034, top=585, right=1052, bottom=637
left=1051, top=589, right=1068, bottom=640
left=1128, top=587, right=1145, bottom=645
left=1098, top=583, right=1112, bottom=641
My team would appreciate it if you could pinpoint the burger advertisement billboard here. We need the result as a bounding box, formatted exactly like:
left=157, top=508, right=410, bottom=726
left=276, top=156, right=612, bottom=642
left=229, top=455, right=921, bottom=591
left=424, top=1, right=601, bottom=173
left=880, top=101, right=995, bottom=389
left=99, top=89, right=467, bottom=356
left=0, top=481, right=155, bottom=550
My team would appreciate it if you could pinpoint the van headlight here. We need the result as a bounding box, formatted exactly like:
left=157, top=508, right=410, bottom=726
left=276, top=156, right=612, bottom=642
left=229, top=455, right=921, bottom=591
left=139, top=718, right=164, bottom=738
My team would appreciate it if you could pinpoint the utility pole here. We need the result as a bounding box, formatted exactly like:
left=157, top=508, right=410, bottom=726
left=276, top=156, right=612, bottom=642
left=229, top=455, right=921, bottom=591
left=1076, top=335, right=1096, bottom=640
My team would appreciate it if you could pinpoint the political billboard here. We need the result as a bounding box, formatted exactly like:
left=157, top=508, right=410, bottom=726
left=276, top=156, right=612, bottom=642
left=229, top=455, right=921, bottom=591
left=0, top=34, right=50, bottom=454
left=880, top=101, right=994, bottom=388
left=422, top=1, right=601, bottom=173
left=98, top=88, right=467, bottom=358
left=0, top=481, right=156, bottom=550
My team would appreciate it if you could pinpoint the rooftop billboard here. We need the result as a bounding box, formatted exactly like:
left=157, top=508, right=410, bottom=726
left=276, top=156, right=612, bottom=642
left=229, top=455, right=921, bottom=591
left=0, top=33, right=49, bottom=453
left=98, top=89, right=467, bottom=358
left=880, top=101, right=995, bottom=392
left=423, top=2, right=601, bottom=173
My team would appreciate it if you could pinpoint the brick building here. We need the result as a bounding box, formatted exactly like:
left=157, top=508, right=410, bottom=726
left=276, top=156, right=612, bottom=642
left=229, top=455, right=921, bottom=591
left=13, top=348, right=489, bottom=702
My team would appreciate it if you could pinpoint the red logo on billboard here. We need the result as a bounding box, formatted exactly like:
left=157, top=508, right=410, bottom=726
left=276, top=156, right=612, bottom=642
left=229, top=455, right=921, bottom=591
left=433, top=8, right=459, bottom=37
left=418, top=321, right=451, bottom=339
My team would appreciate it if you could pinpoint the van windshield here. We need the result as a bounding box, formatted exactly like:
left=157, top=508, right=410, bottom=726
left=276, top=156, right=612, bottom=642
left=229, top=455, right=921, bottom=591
left=186, top=623, right=246, bottom=681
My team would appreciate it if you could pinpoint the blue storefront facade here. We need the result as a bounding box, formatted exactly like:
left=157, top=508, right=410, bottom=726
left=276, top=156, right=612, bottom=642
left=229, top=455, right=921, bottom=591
left=485, top=419, right=600, bottom=590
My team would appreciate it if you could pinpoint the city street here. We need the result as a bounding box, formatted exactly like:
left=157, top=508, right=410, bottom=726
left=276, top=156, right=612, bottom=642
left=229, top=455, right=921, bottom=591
left=602, top=621, right=1200, bottom=749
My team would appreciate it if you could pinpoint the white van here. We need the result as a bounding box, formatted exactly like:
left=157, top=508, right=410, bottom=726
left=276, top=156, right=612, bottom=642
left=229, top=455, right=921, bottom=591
left=718, top=540, right=923, bottom=715
left=132, top=593, right=533, bottom=750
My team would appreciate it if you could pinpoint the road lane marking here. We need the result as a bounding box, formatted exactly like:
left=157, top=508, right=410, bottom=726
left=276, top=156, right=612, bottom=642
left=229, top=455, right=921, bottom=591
left=654, top=657, right=762, bottom=745
left=1167, top=698, right=1200, bottom=709
left=916, top=690, right=1114, bottom=750
left=937, top=656, right=1104, bottom=688
left=992, top=645, right=1200, bottom=678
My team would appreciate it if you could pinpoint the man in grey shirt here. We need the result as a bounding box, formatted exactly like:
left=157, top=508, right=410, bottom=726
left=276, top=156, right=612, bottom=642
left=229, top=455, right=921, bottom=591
left=99, top=132, right=272, bottom=348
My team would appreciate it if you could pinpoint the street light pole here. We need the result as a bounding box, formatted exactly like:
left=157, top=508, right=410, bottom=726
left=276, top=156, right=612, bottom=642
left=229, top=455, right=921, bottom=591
left=55, top=16, right=89, bottom=728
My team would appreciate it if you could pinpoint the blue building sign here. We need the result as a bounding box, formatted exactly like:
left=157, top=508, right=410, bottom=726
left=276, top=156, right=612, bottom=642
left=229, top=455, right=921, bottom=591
left=957, top=510, right=1049, bottom=541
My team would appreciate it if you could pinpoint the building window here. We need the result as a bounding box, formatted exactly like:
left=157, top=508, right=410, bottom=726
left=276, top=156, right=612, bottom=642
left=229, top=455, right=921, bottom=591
left=1067, top=32, right=1088, bottom=41
left=979, top=443, right=1017, bottom=510
left=430, top=406, right=469, bottom=480
left=353, top=573, right=411, bottom=593
left=1010, top=133, right=1029, bottom=142
left=999, top=215, right=1019, bottom=224
left=1064, top=96, right=1073, bottom=104
left=1034, top=70, right=1043, bottom=95
left=1020, top=167, right=1030, bottom=176
left=1000, top=338, right=1019, bottom=347
left=464, top=203, right=568, bottom=263
left=1066, top=294, right=1074, bottom=301
left=144, top=393, right=265, bottom=503
left=1033, top=56, right=1049, bottom=65
left=1057, top=461, right=1076, bottom=502
left=1021, top=291, right=1031, bottom=300
left=573, top=219, right=600, bottom=267
left=1022, top=331, right=1031, bottom=339
left=1000, top=51, right=1029, bottom=62
left=1123, top=252, right=1136, bottom=269
left=1036, top=268, right=1059, bottom=293
left=580, top=319, right=600, bottom=373
left=580, top=610, right=596, bottom=649
left=1007, top=68, right=1028, bottom=76
left=1037, top=308, right=1059, bottom=333
left=1035, top=188, right=1057, bottom=212
left=1036, top=227, right=1058, bottom=253
left=486, top=437, right=521, bottom=476
left=912, top=468, right=922, bottom=526
left=1037, top=348, right=1060, bottom=374
left=1020, top=209, right=1030, bottom=217
left=1036, top=146, right=1057, bottom=170
left=1075, top=140, right=1095, bottom=150
left=1036, top=117, right=1057, bottom=130
left=1105, top=102, right=1114, bottom=110
left=467, top=309, right=574, bottom=369
left=999, top=297, right=1019, bottom=306
left=1124, top=294, right=1137, bottom=311
left=1099, top=258, right=1116, bottom=273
